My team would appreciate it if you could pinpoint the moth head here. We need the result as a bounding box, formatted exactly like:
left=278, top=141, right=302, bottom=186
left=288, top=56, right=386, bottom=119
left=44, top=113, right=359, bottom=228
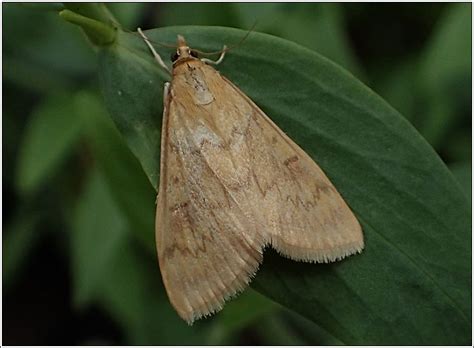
left=171, top=35, right=199, bottom=63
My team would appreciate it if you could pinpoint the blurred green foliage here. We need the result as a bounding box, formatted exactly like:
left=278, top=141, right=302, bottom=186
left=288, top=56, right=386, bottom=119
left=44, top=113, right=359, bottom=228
left=3, top=3, right=471, bottom=345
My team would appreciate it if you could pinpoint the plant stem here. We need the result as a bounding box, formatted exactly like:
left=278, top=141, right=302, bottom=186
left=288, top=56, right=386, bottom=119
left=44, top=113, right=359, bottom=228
left=59, top=9, right=117, bottom=46
left=63, top=3, right=118, bottom=26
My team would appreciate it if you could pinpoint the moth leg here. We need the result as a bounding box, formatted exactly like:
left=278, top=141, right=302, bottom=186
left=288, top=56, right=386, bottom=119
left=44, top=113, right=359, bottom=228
left=137, top=27, right=171, bottom=73
left=163, top=81, right=171, bottom=103
left=201, top=45, right=227, bottom=65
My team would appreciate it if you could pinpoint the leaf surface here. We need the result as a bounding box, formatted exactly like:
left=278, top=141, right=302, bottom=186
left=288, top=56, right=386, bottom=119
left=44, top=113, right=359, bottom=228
left=77, top=91, right=156, bottom=252
left=71, top=169, right=128, bottom=306
left=417, top=3, right=471, bottom=149
left=16, top=94, right=83, bottom=195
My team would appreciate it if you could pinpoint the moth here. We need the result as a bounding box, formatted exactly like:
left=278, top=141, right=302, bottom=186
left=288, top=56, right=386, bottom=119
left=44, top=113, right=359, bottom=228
left=138, top=28, right=364, bottom=324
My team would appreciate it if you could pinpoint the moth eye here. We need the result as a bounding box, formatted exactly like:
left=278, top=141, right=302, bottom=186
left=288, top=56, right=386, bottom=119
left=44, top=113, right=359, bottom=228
left=190, top=50, right=199, bottom=58
left=171, top=52, right=180, bottom=62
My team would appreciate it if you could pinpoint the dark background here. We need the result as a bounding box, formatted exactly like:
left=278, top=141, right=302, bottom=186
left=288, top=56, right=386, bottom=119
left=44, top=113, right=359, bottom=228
left=3, top=3, right=471, bottom=345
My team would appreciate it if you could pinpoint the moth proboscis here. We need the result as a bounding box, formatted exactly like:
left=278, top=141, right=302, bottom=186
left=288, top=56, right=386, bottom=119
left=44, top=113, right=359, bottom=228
left=138, top=28, right=364, bottom=324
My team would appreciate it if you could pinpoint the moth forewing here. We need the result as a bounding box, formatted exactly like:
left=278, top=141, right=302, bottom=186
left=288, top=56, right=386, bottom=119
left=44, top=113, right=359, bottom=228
left=139, top=29, right=364, bottom=324
left=220, top=75, right=364, bottom=262
left=156, top=59, right=265, bottom=324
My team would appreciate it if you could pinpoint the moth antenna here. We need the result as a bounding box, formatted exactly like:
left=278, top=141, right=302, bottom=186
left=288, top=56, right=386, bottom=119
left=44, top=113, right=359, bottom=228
left=194, top=21, right=257, bottom=56
left=138, top=27, right=171, bottom=73
left=122, top=27, right=178, bottom=48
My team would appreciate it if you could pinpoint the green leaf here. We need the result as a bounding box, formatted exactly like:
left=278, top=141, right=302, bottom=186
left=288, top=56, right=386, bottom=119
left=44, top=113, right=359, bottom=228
left=417, top=3, right=471, bottom=149
left=419, top=3, right=471, bottom=91
left=375, top=60, right=418, bottom=123
left=4, top=3, right=96, bottom=91
left=107, top=3, right=148, bottom=29
left=59, top=9, right=117, bottom=46
left=255, top=313, right=309, bottom=345
left=16, top=93, right=83, bottom=195
left=205, top=289, right=279, bottom=344
left=450, top=162, right=472, bottom=202
left=62, top=3, right=117, bottom=26
left=233, top=3, right=365, bottom=80
left=282, top=310, right=345, bottom=345
left=75, top=91, right=156, bottom=253
left=19, top=3, right=64, bottom=12
left=97, top=26, right=471, bottom=344
left=71, top=168, right=128, bottom=306
left=257, top=309, right=344, bottom=345
left=159, top=3, right=241, bottom=28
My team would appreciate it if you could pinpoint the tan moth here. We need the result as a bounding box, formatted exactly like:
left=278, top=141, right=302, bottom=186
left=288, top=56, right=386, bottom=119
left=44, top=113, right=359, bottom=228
left=138, top=28, right=364, bottom=324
